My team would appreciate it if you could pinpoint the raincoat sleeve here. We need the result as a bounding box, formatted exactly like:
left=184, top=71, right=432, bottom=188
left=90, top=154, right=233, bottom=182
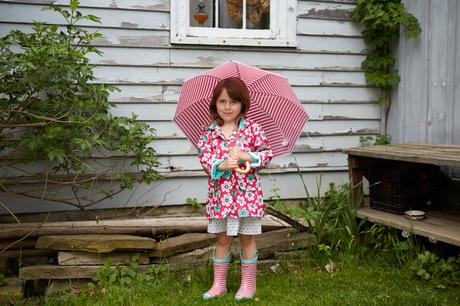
left=248, top=124, right=273, bottom=169
left=197, top=130, right=226, bottom=179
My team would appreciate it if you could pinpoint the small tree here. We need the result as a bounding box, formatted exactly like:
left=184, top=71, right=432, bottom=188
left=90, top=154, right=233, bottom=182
left=0, top=1, right=161, bottom=217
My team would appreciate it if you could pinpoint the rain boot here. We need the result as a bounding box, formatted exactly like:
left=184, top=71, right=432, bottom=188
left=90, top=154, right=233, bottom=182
left=202, top=250, right=232, bottom=300
left=235, top=250, right=258, bottom=301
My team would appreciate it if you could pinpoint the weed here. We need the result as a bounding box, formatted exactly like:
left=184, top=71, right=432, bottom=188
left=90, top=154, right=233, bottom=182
left=92, top=255, right=141, bottom=289
left=0, top=273, right=6, bottom=286
left=410, top=251, right=460, bottom=287
left=360, top=134, right=391, bottom=146
left=186, top=197, right=202, bottom=209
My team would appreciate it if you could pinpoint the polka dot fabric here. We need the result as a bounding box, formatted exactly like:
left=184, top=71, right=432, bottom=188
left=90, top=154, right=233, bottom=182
left=208, top=217, right=262, bottom=236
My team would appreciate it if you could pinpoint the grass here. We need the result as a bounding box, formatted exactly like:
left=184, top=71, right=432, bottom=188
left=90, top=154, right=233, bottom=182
left=22, top=253, right=460, bottom=306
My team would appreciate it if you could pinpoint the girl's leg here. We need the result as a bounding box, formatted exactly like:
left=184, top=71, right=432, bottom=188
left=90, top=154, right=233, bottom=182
left=238, top=234, right=256, bottom=260
left=235, top=234, right=258, bottom=300
left=215, top=232, right=234, bottom=259
left=203, top=232, right=234, bottom=300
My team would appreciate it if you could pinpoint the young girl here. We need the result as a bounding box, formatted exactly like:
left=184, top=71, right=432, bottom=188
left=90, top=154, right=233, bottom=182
left=197, top=77, right=273, bottom=300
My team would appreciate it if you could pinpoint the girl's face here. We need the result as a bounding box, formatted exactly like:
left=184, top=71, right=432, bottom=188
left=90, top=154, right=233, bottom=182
left=216, top=88, right=242, bottom=125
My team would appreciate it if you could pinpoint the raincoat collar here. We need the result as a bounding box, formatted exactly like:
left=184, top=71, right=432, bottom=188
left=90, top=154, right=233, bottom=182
left=208, top=117, right=248, bottom=131
left=208, top=117, right=248, bottom=141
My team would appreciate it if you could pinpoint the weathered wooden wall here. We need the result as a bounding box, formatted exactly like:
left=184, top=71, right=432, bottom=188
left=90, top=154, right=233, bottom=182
left=0, top=0, right=379, bottom=214
left=389, top=0, right=459, bottom=146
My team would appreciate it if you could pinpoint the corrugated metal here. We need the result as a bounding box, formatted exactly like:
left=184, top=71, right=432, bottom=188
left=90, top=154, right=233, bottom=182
left=389, top=0, right=459, bottom=145
left=0, top=0, right=379, bottom=214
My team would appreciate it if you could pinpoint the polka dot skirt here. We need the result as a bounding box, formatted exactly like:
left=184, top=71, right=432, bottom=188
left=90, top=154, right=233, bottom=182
left=208, top=217, right=262, bottom=236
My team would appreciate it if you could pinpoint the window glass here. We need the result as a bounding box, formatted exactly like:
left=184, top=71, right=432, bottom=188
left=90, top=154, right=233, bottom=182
left=189, top=0, right=270, bottom=30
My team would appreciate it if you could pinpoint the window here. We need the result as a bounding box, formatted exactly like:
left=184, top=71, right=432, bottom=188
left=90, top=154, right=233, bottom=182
left=170, top=0, right=297, bottom=47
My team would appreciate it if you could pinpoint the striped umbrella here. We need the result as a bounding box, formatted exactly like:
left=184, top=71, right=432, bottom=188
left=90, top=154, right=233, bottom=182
left=174, top=60, right=308, bottom=157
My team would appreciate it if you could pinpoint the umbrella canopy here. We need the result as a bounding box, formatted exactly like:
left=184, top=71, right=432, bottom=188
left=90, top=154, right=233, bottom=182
left=174, top=60, right=308, bottom=157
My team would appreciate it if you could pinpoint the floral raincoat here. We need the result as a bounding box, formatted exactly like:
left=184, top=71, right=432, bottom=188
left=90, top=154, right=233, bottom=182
left=197, top=117, right=273, bottom=219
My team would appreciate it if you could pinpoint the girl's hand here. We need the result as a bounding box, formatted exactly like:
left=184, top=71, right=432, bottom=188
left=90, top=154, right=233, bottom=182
left=218, top=155, right=239, bottom=170
left=229, top=147, right=251, bottom=162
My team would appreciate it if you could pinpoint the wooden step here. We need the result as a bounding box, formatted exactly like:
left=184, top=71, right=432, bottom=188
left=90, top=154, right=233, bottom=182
left=36, top=234, right=156, bottom=253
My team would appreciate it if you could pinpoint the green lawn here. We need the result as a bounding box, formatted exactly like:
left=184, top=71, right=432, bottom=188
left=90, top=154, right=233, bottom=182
left=26, top=254, right=460, bottom=306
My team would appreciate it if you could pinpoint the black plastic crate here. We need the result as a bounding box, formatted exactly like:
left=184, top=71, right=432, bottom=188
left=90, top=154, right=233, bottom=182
left=368, top=161, right=440, bottom=214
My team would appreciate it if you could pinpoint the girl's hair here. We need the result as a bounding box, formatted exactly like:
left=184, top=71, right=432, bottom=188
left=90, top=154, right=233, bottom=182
left=209, top=77, right=250, bottom=126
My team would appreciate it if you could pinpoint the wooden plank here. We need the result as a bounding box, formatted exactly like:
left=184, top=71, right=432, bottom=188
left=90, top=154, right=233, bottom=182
left=36, top=234, right=156, bottom=253
left=145, top=119, right=380, bottom=138
left=0, top=3, right=170, bottom=30
left=232, top=228, right=317, bottom=258
left=93, top=66, right=367, bottom=86
left=296, top=35, right=367, bottom=53
left=1, top=0, right=170, bottom=11
left=150, top=246, right=212, bottom=265
left=0, top=249, right=54, bottom=258
left=149, top=233, right=216, bottom=258
left=357, top=207, right=460, bottom=247
left=109, top=85, right=380, bottom=104
left=0, top=216, right=288, bottom=240
left=297, top=18, right=363, bottom=37
left=0, top=239, right=36, bottom=250
left=157, top=151, right=348, bottom=171
left=297, top=1, right=356, bottom=21
left=58, top=251, right=149, bottom=265
left=343, top=144, right=460, bottom=167
left=265, top=205, right=309, bottom=232
left=89, top=48, right=365, bottom=70
left=109, top=103, right=379, bottom=122
left=0, top=23, right=171, bottom=48
left=20, top=261, right=207, bottom=280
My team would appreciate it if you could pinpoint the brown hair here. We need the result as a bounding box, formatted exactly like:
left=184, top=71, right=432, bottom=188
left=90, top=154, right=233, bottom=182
left=209, top=77, right=250, bottom=126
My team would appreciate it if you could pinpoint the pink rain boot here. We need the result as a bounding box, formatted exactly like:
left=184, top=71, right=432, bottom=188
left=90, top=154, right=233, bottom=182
left=235, top=250, right=258, bottom=301
left=202, top=250, right=232, bottom=300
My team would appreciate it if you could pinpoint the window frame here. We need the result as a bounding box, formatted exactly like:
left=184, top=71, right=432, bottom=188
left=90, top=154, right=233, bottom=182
left=170, top=0, right=297, bottom=47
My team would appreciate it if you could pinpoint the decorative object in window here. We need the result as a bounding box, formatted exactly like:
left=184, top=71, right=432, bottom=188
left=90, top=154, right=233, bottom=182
left=172, top=0, right=296, bottom=47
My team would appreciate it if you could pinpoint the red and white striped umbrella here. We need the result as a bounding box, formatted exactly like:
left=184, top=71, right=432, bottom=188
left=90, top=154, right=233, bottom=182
left=174, top=60, right=308, bottom=157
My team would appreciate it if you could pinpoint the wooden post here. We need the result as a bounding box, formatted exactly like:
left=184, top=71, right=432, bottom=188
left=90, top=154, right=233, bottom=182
left=348, top=155, right=364, bottom=207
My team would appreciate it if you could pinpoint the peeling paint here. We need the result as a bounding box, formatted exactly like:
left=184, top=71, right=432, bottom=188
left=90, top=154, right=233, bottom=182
left=119, top=36, right=169, bottom=47
left=283, top=162, right=296, bottom=169
left=301, top=131, right=321, bottom=136
left=131, top=4, right=169, bottom=11
left=293, top=145, right=323, bottom=153
left=356, top=128, right=379, bottom=134
left=322, top=115, right=353, bottom=120
left=196, top=56, right=217, bottom=66
left=121, top=22, right=139, bottom=28
left=300, top=8, right=353, bottom=20
left=98, top=59, right=118, bottom=65
left=316, top=163, right=329, bottom=167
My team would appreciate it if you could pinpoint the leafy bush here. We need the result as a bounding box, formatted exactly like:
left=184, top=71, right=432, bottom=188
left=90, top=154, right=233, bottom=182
left=410, top=251, right=460, bottom=287
left=0, top=0, right=161, bottom=213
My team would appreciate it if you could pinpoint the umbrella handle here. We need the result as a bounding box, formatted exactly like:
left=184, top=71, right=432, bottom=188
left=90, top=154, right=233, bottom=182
left=234, top=161, right=250, bottom=174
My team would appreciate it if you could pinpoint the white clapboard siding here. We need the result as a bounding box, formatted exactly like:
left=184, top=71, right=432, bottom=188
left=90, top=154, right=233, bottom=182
left=0, top=2, right=169, bottom=29
left=152, top=134, right=374, bottom=155
left=94, top=66, right=367, bottom=86
left=159, top=151, right=348, bottom=171
left=145, top=119, right=380, bottom=138
left=0, top=23, right=171, bottom=48
left=1, top=0, right=170, bottom=11
left=0, top=0, right=383, bottom=214
left=297, top=35, right=367, bottom=53
left=108, top=85, right=379, bottom=103
left=297, top=0, right=355, bottom=20
left=109, top=103, right=380, bottom=122
left=297, top=18, right=363, bottom=37
left=0, top=170, right=350, bottom=213
left=85, top=47, right=366, bottom=70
